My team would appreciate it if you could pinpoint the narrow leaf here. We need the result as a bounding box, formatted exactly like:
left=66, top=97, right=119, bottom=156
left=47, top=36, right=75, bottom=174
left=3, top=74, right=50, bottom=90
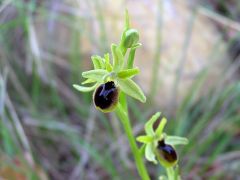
left=145, top=112, right=161, bottom=136
left=73, top=84, right=97, bottom=92
left=82, top=69, right=108, bottom=82
left=165, top=136, right=189, bottom=146
left=118, top=78, right=146, bottom=103
left=117, top=68, right=139, bottom=79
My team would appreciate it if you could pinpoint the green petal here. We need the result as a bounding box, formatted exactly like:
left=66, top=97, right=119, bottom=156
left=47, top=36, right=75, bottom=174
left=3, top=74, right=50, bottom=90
left=155, top=117, right=167, bottom=138
left=145, top=143, right=157, bottom=164
left=104, top=53, right=113, bottom=72
left=118, top=78, right=146, bottom=103
left=111, top=44, right=124, bottom=71
left=117, top=68, right=139, bottom=79
left=73, top=84, right=97, bottom=92
left=165, top=136, right=189, bottom=146
left=145, top=112, right=161, bottom=136
left=136, top=135, right=153, bottom=143
left=82, top=69, right=108, bottom=82
left=91, top=55, right=105, bottom=69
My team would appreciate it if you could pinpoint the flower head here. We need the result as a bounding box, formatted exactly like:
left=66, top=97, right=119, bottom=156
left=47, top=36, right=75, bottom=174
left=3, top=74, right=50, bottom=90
left=73, top=11, right=146, bottom=112
left=137, top=112, right=188, bottom=167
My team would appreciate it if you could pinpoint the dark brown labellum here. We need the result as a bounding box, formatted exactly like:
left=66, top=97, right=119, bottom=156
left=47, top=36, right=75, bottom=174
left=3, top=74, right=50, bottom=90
left=93, top=81, right=119, bottom=112
left=157, top=140, right=177, bottom=164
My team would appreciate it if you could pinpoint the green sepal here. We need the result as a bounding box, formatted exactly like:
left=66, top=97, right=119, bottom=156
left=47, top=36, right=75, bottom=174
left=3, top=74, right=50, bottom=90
left=145, top=143, right=157, bottom=164
left=91, top=55, right=105, bottom=69
left=145, top=112, right=161, bottom=136
left=111, top=44, right=124, bottom=71
left=106, top=62, right=113, bottom=72
left=155, top=117, right=167, bottom=138
left=165, top=136, right=189, bottom=146
left=118, top=78, right=146, bottom=103
left=82, top=69, right=108, bottom=82
left=104, top=53, right=113, bottom=72
left=81, top=78, right=96, bottom=85
left=136, top=135, right=153, bottom=143
left=117, top=68, right=139, bottom=79
left=73, top=83, right=97, bottom=92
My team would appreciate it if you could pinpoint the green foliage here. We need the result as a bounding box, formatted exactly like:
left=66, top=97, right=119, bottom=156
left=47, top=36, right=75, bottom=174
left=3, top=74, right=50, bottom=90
left=0, top=1, right=239, bottom=179
left=73, top=12, right=146, bottom=107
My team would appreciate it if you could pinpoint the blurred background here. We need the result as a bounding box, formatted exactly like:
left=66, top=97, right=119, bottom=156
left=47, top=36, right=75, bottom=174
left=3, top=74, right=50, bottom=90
left=0, top=0, right=240, bottom=179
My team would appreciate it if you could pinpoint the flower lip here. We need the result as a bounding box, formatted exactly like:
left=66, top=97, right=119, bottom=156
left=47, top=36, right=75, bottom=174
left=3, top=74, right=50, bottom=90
left=93, top=81, right=119, bottom=112
left=157, top=140, right=177, bottom=163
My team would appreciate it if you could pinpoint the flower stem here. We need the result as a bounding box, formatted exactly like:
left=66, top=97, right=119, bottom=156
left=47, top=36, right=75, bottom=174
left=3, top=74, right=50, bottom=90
left=166, top=167, right=178, bottom=180
left=115, top=103, right=150, bottom=180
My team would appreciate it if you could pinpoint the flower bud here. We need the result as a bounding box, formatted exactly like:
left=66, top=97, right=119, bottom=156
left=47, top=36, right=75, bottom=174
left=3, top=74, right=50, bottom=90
left=122, top=29, right=139, bottom=48
left=156, top=140, right=178, bottom=167
left=93, top=81, right=119, bottom=112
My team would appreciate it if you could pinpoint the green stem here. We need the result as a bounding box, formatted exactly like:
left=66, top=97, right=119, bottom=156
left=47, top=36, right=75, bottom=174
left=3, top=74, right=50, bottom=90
left=166, top=167, right=178, bottom=180
left=115, top=103, right=150, bottom=180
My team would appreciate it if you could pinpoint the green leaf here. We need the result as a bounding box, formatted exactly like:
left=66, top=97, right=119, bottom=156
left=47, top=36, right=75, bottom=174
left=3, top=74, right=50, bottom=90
left=145, top=112, right=161, bottom=136
left=91, top=55, right=105, bottom=69
left=73, top=84, right=97, bottom=92
left=117, top=68, right=139, bottom=79
left=118, top=78, right=146, bottom=103
left=145, top=143, right=157, bottom=164
left=82, top=69, right=108, bottom=82
left=155, top=117, right=167, bottom=138
left=136, top=135, right=153, bottom=143
left=165, top=136, right=189, bottom=146
left=111, top=44, right=124, bottom=71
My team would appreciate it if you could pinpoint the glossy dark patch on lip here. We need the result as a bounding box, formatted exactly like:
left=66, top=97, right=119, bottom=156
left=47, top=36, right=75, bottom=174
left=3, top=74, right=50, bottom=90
left=93, top=81, right=119, bottom=111
left=157, top=140, right=177, bottom=163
